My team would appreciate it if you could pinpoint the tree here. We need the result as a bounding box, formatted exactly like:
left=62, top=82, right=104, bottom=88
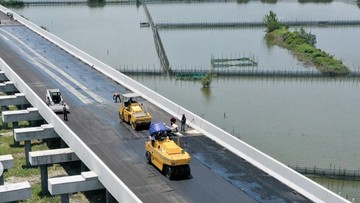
left=263, top=11, right=282, bottom=33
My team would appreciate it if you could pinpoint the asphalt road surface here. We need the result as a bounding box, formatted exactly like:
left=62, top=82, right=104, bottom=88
left=0, top=16, right=312, bottom=203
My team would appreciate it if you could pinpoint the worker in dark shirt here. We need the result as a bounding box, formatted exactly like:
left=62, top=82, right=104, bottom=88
left=63, top=104, right=68, bottom=121
left=181, top=114, right=186, bottom=132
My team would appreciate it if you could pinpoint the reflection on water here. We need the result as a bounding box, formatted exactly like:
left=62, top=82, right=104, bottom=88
left=200, top=86, right=212, bottom=101
left=311, top=177, right=360, bottom=201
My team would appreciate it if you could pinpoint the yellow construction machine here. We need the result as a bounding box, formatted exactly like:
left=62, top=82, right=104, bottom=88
left=118, top=93, right=152, bottom=130
left=145, top=123, right=191, bottom=180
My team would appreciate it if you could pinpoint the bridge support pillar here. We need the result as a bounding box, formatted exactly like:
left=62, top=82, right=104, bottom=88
left=61, top=194, right=69, bottom=203
left=2, top=106, right=8, bottom=129
left=25, top=140, right=31, bottom=167
left=12, top=121, right=19, bottom=147
left=40, top=164, right=49, bottom=195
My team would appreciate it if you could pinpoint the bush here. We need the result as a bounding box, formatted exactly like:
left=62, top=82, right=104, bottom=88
left=263, top=11, right=282, bottom=33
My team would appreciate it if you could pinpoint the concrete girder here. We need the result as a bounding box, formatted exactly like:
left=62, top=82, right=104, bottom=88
left=0, top=182, right=31, bottom=203
left=0, top=81, right=17, bottom=93
left=29, top=148, right=79, bottom=166
left=14, top=124, right=58, bottom=141
left=2, top=107, right=42, bottom=123
left=0, top=71, right=8, bottom=82
left=48, top=171, right=104, bottom=195
left=0, top=155, right=14, bottom=170
left=0, top=93, right=29, bottom=106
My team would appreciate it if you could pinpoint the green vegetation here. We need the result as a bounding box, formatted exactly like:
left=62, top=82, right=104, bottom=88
left=264, top=11, right=350, bottom=76
left=0, top=0, right=25, bottom=8
left=262, top=10, right=283, bottom=33
left=201, top=73, right=213, bottom=88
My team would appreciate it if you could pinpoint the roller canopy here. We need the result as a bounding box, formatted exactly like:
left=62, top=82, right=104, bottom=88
left=149, top=123, right=170, bottom=136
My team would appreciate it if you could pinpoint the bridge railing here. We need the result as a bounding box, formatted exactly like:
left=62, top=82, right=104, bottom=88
left=0, top=6, right=349, bottom=203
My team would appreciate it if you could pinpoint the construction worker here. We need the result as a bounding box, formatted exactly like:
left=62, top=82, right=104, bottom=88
left=181, top=114, right=186, bottom=132
left=63, top=104, right=68, bottom=121
left=113, top=93, right=120, bottom=103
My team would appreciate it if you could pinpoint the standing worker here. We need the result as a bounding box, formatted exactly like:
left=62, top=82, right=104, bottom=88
left=181, top=114, right=186, bottom=132
left=63, top=104, right=68, bottom=121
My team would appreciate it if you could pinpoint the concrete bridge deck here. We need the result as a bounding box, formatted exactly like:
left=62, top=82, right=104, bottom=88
left=0, top=9, right=337, bottom=202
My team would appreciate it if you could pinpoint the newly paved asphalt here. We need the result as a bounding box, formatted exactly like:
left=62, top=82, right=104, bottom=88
left=0, top=12, right=312, bottom=203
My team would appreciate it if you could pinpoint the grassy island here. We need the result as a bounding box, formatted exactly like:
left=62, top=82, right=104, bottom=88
left=264, top=11, right=350, bottom=76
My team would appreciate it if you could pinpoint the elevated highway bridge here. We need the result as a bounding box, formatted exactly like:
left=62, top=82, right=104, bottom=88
left=0, top=6, right=349, bottom=203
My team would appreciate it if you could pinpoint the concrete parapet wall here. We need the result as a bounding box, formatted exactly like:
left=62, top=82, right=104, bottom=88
left=48, top=171, right=104, bottom=195
left=29, top=148, right=79, bottom=166
left=14, top=124, right=58, bottom=141
left=0, top=6, right=349, bottom=203
left=0, top=181, right=31, bottom=203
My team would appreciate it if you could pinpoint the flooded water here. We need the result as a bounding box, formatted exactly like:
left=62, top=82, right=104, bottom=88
left=9, top=1, right=360, bottom=201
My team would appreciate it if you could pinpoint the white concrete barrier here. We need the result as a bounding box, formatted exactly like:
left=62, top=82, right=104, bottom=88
left=0, top=6, right=349, bottom=203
